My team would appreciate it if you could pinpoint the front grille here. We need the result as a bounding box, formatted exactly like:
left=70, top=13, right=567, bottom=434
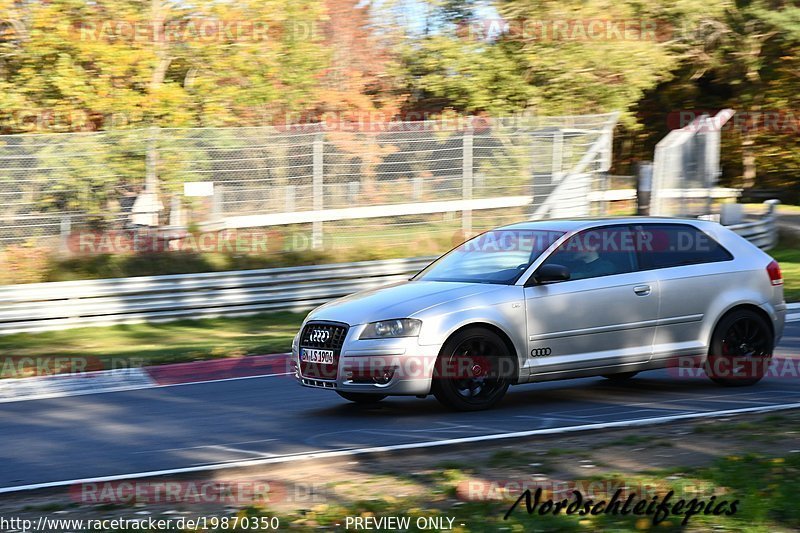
left=299, top=321, right=348, bottom=380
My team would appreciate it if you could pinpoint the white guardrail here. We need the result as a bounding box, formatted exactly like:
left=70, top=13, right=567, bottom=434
left=727, top=199, right=780, bottom=251
left=0, top=202, right=780, bottom=335
left=0, top=257, right=436, bottom=335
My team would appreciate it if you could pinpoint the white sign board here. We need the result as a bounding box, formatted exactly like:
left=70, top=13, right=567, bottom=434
left=184, top=182, right=214, bottom=197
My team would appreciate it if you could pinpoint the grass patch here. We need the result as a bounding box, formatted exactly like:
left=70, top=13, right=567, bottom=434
left=219, top=452, right=800, bottom=532
left=701, top=454, right=800, bottom=528
left=771, top=244, right=800, bottom=303
left=545, top=448, right=580, bottom=457
left=0, top=311, right=303, bottom=372
left=487, top=449, right=526, bottom=468
left=693, top=421, right=761, bottom=434
left=607, top=435, right=651, bottom=447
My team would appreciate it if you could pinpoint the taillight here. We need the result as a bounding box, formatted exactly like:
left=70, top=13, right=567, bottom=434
left=766, top=260, right=783, bottom=286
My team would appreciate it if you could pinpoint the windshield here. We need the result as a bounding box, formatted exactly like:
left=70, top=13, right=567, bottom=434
left=413, top=229, right=564, bottom=284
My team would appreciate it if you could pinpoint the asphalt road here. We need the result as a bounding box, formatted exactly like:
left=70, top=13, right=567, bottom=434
left=1, top=322, right=798, bottom=492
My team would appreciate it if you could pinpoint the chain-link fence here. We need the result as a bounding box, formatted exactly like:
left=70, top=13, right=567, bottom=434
left=0, top=113, right=618, bottom=252
left=0, top=129, right=148, bottom=243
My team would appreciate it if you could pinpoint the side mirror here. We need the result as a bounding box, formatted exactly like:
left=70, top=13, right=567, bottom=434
left=529, top=263, right=570, bottom=285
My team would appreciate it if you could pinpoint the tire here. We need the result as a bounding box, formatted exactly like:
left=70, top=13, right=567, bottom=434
left=431, top=327, right=514, bottom=411
left=705, top=309, right=773, bottom=387
left=336, top=391, right=387, bottom=403
left=603, top=371, right=639, bottom=382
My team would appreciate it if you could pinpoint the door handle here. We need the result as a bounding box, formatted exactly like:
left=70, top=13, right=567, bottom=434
left=633, top=285, right=651, bottom=296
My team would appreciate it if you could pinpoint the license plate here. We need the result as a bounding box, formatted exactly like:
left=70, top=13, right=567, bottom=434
left=301, top=348, right=335, bottom=365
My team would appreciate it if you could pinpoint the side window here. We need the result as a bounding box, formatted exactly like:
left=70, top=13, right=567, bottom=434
left=635, top=224, right=733, bottom=270
left=541, top=225, right=637, bottom=281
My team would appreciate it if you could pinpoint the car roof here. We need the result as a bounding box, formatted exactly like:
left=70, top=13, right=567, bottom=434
left=498, top=216, right=713, bottom=233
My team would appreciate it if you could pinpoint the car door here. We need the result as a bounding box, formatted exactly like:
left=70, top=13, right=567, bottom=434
left=633, top=223, right=735, bottom=363
left=523, top=224, right=659, bottom=374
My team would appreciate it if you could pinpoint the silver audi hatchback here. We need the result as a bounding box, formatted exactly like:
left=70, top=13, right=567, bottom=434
left=293, top=218, right=786, bottom=410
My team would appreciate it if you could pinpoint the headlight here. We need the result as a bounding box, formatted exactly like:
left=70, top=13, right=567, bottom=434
left=360, top=319, right=422, bottom=339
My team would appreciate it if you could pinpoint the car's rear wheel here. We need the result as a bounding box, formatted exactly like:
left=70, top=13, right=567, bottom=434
left=705, top=309, right=773, bottom=386
left=336, top=391, right=387, bottom=403
left=603, top=371, right=639, bottom=382
left=432, top=327, right=513, bottom=411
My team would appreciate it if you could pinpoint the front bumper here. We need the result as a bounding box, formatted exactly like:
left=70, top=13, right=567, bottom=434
left=293, top=322, right=440, bottom=396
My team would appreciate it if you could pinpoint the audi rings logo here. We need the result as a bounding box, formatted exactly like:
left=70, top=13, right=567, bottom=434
left=309, top=329, right=331, bottom=343
left=531, top=347, right=552, bottom=357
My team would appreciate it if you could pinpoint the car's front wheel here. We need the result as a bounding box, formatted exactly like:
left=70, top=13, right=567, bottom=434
left=705, top=309, right=773, bottom=386
left=432, top=327, right=514, bottom=411
left=336, top=391, right=387, bottom=403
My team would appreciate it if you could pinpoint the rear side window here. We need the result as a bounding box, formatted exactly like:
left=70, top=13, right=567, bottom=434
left=635, top=224, right=733, bottom=270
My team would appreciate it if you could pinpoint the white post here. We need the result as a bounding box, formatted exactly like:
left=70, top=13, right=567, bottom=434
left=348, top=181, right=360, bottom=203
left=60, top=215, right=71, bottom=253
left=285, top=185, right=296, bottom=213
left=212, top=184, right=224, bottom=222
left=169, top=196, right=183, bottom=227
left=312, top=133, right=324, bottom=249
left=462, top=125, right=473, bottom=235
left=144, top=125, right=161, bottom=227
left=412, top=177, right=423, bottom=201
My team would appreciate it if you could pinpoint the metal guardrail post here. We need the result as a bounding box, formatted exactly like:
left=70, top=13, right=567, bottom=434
left=764, top=199, right=781, bottom=249
left=764, top=199, right=781, bottom=216
left=726, top=199, right=780, bottom=251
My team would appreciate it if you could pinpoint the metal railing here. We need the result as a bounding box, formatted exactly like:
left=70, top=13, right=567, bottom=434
left=727, top=200, right=780, bottom=251
left=0, top=256, right=435, bottom=334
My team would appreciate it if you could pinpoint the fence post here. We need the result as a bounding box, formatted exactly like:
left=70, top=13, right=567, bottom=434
left=211, top=185, right=224, bottom=222
left=130, top=126, right=163, bottom=227
left=59, top=215, right=71, bottom=253
left=312, top=133, right=324, bottom=249
left=552, top=129, right=564, bottom=182
left=285, top=185, right=296, bottom=213
left=412, top=177, right=423, bottom=201
left=348, top=181, right=360, bottom=203
left=636, top=162, right=653, bottom=216
left=462, top=124, right=473, bottom=235
left=145, top=126, right=160, bottom=225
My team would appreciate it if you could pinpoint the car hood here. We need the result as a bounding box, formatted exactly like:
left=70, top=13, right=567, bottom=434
left=306, top=280, right=503, bottom=325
